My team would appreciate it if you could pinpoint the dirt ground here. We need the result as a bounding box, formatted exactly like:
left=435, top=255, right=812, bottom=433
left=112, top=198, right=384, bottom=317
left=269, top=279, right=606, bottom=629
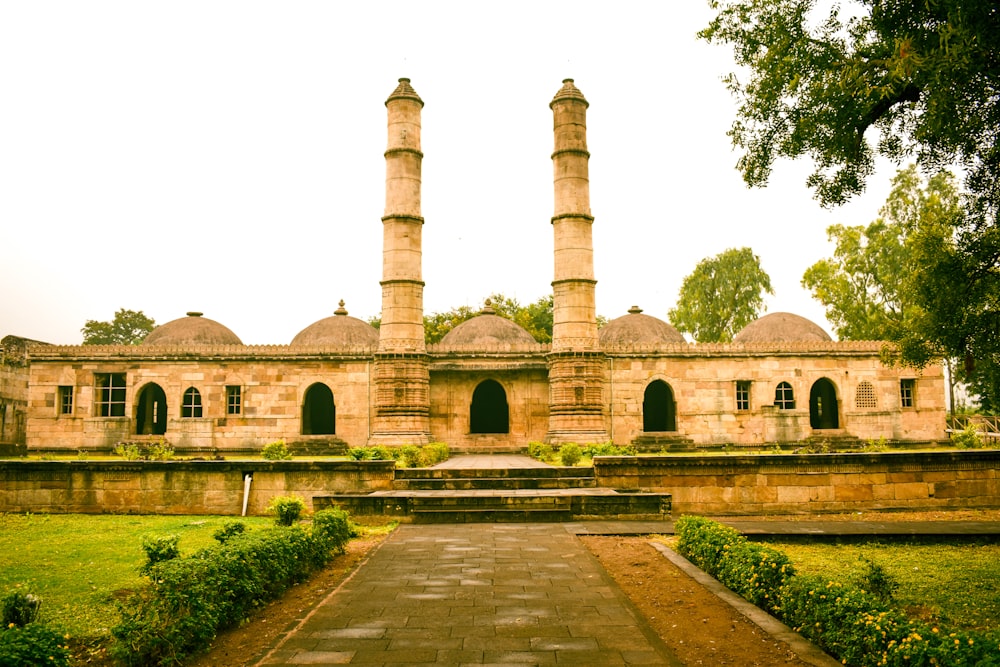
left=82, top=509, right=1000, bottom=666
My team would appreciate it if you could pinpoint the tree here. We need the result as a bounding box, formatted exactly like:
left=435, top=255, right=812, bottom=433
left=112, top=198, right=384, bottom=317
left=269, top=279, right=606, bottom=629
left=701, top=0, right=1000, bottom=377
left=668, top=247, right=773, bottom=342
left=802, top=166, right=960, bottom=341
left=81, top=309, right=156, bottom=345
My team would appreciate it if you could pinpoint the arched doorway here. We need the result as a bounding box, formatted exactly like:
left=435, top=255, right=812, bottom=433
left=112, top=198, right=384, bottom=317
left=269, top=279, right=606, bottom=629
left=643, top=380, right=676, bottom=432
left=302, top=383, right=336, bottom=435
left=135, top=383, right=167, bottom=435
left=809, top=378, right=840, bottom=429
left=470, top=380, right=509, bottom=434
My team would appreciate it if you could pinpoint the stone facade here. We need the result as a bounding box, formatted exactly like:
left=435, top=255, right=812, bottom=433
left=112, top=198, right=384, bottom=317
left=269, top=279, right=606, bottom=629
left=1, top=79, right=947, bottom=454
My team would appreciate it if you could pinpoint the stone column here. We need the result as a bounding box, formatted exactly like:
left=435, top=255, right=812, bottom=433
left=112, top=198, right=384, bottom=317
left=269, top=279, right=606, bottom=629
left=546, top=79, right=609, bottom=444
left=370, top=78, right=431, bottom=445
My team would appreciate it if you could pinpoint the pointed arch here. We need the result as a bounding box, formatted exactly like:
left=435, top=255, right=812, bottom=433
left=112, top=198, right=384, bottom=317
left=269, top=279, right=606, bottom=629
left=643, top=380, right=676, bottom=432
left=809, top=378, right=840, bottom=429
left=470, top=379, right=509, bottom=434
left=302, top=383, right=336, bottom=435
left=136, top=383, right=167, bottom=435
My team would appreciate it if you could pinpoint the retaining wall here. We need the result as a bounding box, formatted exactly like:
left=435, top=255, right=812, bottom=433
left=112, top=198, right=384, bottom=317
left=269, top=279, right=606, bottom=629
left=594, top=450, right=1000, bottom=515
left=0, top=460, right=395, bottom=516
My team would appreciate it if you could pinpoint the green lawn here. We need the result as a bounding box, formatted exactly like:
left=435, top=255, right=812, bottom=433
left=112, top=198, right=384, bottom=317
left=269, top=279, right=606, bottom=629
left=0, top=513, right=274, bottom=639
left=764, top=538, right=1000, bottom=632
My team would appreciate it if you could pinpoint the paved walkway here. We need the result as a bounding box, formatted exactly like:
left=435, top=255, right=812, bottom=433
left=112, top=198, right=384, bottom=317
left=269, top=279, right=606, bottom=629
left=255, top=523, right=683, bottom=666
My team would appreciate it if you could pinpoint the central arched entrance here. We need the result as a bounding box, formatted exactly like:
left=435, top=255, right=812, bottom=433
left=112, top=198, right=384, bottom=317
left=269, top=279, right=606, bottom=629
left=302, top=383, right=336, bottom=435
left=809, top=378, right=840, bottom=429
left=643, top=380, right=676, bottom=432
left=470, top=379, right=509, bottom=434
left=135, top=383, right=167, bottom=435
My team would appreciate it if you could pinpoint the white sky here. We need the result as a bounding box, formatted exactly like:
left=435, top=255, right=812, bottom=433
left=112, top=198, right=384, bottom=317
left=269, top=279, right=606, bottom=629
left=0, top=1, right=898, bottom=345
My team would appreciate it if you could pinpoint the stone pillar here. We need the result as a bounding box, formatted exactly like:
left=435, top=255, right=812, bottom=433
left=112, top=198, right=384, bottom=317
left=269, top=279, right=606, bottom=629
left=546, top=79, right=609, bottom=444
left=370, top=78, right=431, bottom=446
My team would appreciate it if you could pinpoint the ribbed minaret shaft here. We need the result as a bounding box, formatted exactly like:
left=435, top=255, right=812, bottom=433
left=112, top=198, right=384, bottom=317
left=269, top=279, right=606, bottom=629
left=370, top=78, right=431, bottom=446
left=546, top=79, right=609, bottom=444
left=550, top=78, right=599, bottom=352
left=379, top=77, right=426, bottom=354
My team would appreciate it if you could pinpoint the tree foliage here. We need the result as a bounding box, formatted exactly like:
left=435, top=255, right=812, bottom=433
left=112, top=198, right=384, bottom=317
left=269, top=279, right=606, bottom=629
left=700, top=0, right=1000, bottom=212
left=702, top=0, right=1000, bottom=392
left=668, top=247, right=773, bottom=342
left=81, top=308, right=155, bottom=345
left=802, top=165, right=960, bottom=341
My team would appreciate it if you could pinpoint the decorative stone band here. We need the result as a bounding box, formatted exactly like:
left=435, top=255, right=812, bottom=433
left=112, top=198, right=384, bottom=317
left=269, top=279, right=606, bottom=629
left=550, top=213, right=595, bottom=223
left=550, top=148, right=591, bottom=160
left=383, top=147, right=424, bottom=159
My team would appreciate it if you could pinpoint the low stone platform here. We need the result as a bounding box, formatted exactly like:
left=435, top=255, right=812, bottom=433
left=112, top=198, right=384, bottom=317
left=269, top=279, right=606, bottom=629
left=313, top=455, right=671, bottom=523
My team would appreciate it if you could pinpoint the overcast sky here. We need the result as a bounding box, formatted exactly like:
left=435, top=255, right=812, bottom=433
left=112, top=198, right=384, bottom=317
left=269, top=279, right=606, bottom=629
left=1, top=1, right=899, bottom=345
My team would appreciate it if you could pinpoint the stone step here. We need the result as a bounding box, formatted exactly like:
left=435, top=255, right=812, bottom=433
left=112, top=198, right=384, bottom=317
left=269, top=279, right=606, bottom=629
left=393, top=476, right=597, bottom=491
left=314, top=489, right=671, bottom=523
left=395, top=467, right=595, bottom=480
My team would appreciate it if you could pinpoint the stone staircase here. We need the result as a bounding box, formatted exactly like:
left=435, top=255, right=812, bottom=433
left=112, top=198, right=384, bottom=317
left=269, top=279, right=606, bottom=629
left=314, top=465, right=671, bottom=523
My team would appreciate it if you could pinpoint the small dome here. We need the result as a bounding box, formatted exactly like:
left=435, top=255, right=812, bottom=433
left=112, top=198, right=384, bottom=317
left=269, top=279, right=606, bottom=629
left=143, top=312, right=243, bottom=346
left=439, top=301, right=537, bottom=347
left=599, top=306, right=686, bottom=346
left=291, top=301, right=379, bottom=347
left=732, top=312, right=832, bottom=343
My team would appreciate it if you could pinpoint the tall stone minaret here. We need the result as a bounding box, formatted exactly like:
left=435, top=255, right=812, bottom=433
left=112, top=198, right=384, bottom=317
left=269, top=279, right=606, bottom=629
left=370, top=78, right=431, bottom=445
left=546, top=79, right=610, bottom=444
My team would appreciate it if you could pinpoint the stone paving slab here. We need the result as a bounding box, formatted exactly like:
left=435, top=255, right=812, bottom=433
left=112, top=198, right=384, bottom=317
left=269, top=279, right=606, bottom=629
left=254, top=523, right=682, bottom=666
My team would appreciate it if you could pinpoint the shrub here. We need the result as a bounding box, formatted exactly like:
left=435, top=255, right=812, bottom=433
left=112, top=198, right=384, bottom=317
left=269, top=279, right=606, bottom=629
left=1, top=590, right=41, bottom=627
left=861, top=436, right=889, bottom=452
left=111, top=522, right=342, bottom=666
left=113, top=442, right=142, bottom=461
left=140, top=534, right=181, bottom=575
left=855, top=555, right=899, bottom=602
left=558, top=443, right=582, bottom=467
left=397, top=445, right=421, bottom=468
left=145, top=438, right=174, bottom=461
left=268, top=495, right=306, bottom=526
left=261, top=439, right=293, bottom=461
left=311, top=508, right=352, bottom=555
left=951, top=422, right=984, bottom=449
left=583, top=442, right=637, bottom=457
left=528, top=441, right=554, bottom=463
left=212, top=521, right=246, bottom=544
left=347, top=446, right=367, bottom=460
left=675, top=515, right=743, bottom=574
left=369, top=445, right=393, bottom=461
left=0, top=623, right=71, bottom=667
left=420, top=442, right=450, bottom=466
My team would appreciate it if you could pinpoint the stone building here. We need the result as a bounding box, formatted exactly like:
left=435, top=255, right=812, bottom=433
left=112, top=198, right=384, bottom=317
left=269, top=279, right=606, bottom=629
left=1, top=79, right=946, bottom=454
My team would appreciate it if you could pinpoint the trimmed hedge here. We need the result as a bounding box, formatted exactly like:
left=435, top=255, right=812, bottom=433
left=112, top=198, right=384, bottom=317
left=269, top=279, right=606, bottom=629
left=111, top=508, right=353, bottom=666
left=675, top=516, right=1000, bottom=666
left=0, top=623, right=71, bottom=667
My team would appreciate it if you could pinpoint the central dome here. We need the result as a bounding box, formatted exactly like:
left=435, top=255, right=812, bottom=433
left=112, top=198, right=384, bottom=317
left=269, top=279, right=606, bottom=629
left=599, top=306, right=686, bottom=346
left=291, top=301, right=379, bottom=348
left=143, top=312, right=243, bottom=346
left=733, top=312, right=832, bottom=343
left=439, top=302, right=537, bottom=348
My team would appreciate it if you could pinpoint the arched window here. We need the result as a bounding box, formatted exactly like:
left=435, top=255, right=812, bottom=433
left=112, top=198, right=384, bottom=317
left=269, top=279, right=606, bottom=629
left=774, top=382, right=795, bottom=409
left=302, top=383, right=336, bottom=435
left=855, top=381, right=877, bottom=409
left=470, top=380, right=509, bottom=434
left=809, top=378, right=839, bottom=429
left=181, top=387, right=202, bottom=418
left=136, top=383, right=167, bottom=434
left=643, top=380, right=676, bottom=432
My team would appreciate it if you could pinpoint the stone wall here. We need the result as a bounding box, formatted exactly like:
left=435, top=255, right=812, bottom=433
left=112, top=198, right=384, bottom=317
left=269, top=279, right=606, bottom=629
left=594, top=451, right=1000, bottom=515
left=0, top=460, right=395, bottom=516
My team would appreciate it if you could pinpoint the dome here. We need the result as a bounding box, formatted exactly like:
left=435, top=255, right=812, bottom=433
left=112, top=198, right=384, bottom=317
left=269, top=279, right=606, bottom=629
left=439, top=302, right=537, bottom=347
left=732, top=312, right=832, bottom=343
left=291, top=301, right=379, bottom=347
left=143, top=312, right=243, bottom=346
left=599, top=306, right=686, bottom=346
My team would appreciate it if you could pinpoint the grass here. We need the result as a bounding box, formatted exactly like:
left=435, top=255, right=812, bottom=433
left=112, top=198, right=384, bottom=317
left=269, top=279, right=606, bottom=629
left=0, top=513, right=273, bottom=639
left=763, top=538, right=1000, bottom=632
